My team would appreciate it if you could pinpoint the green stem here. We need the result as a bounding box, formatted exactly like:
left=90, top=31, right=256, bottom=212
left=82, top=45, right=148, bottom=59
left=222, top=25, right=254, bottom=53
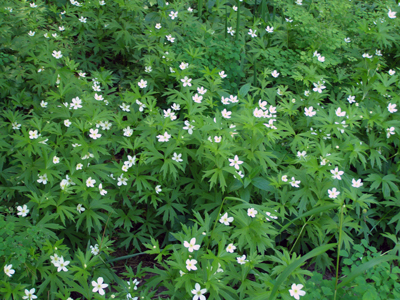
left=198, top=0, right=203, bottom=19
left=261, top=0, right=266, bottom=21
left=205, top=197, right=227, bottom=250
left=289, top=216, right=313, bottom=254
left=334, top=205, right=345, bottom=300
left=225, top=4, right=228, bottom=39
left=253, top=59, right=257, bottom=87
left=235, top=0, right=241, bottom=42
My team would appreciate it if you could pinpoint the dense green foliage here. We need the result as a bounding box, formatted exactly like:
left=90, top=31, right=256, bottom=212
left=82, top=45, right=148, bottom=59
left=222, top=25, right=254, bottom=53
left=1, top=0, right=400, bottom=299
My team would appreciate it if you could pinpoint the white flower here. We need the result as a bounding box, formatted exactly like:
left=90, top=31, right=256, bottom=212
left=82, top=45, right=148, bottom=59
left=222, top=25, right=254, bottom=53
left=271, top=70, right=280, bottom=78
left=54, top=256, right=70, bottom=272
left=90, top=244, right=99, bottom=255
left=28, top=31, right=35, bottom=36
left=138, top=79, right=147, bottom=88
left=222, top=96, right=230, bottom=105
left=192, top=94, right=203, bottom=103
left=313, top=81, right=326, bottom=93
left=297, top=151, right=307, bottom=159
left=37, top=174, right=48, bottom=184
left=266, top=26, right=274, bottom=33
left=295, top=0, right=302, bottom=5
left=347, top=95, right=356, bottom=104
left=197, top=86, right=207, bottom=94
left=219, top=212, right=234, bottom=225
left=181, top=76, right=192, bottom=87
left=117, top=174, right=128, bottom=186
left=226, top=243, right=236, bottom=253
left=145, top=66, right=152, bottom=73
left=186, top=259, right=197, bottom=271
left=171, top=103, right=180, bottom=110
left=214, top=136, right=221, bottom=143
left=23, top=288, right=37, bottom=300
left=388, top=103, right=397, bottom=113
left=59, top=26, right=65, bottom=31
left=76, top=163, right=83, bottom=170
left=155, top=185, right=162, bottom=194
left=155, top=23, right=161, bottom=29
left=229, top=155, right=243, bottom=170
left=388, top=9, right=396, bottom=19
left=331, top=167, right=344, bottom=180
left=328, top=188, right=340, bottom=199
left=282, top=175, right=288, bottom=182
left=17, top=205, right=29, bottom=217
left=290, top=177, right=301, bottom=188
left=248, top=28, right=257, bottom=38
left=52, top=33, right=58, bottom=38
left=191, top=283, right=207, bottom=300
left=125, top=155, right=136, bottom=167
left=179, top=62, right=189, bottom=70
left=376, top=49, right=382, bottom=56
left=4, top=264, right=15, bottom=277
left=233, top=5, right=238, bottom=11
left=30, top=3, right=37, bottom=7
left=156, top=131, right=171, bottom=142
left=94, top=93, right=103, bottom=101
left=237, top=255, right=247, bottom=265
left=12, top=122, right=21, bottom=130
left=352, top=178, right=363, bottom=188
left=79, top=16, right=87, bottom=23
left=387, top=127, right=395, bottom=138
left=286, top=18, right=293, bottom=22
left=289, top=283, right=306, bottom=300
left=92, top=277, right=108, bottom=296
left=169, top=11, right=178, bottom=20
left=123, top=126, right=133, bottom=137
left=89, top=128, right=101, bottom=139
left=52, top=50, right=62, bottom=59
left=227, top=27, right=235, bottom=36
left=86, top=177, right=96, bottom=188
left=64, top=119, right=71, bottom=127
left=335, top=107, right=346, bottom=117
left=99, top=0, right=106, bottom=5
left=99, top=183, right=107, bottom=195
left=172, top=153, right=183, bottom=162
left=77, top=204, right=85, bottom=213
left=183, top=120, right=195, bottom=134
left=70, top=97, right=82, bottom=109
left=166, top=34, right=175, bottom=42
left=183, top=238, right=200, bottom=252
left=188, top=7, right=193, bottom=12
left=344, top=37, right=351, bottom=43
left=40, top=100, right=47, bottom=108
left=120, top=103, right=130, bottom=112
left=304, top=90, right=310, bottom=96
left=389, top=69, right=396, bottom=75
left=221, top=108, right=232, bottom=119
left=362, top=53, right=372, bottom=58
left=304, top=106, right=316, bottom=117
left=247, top=208, right=257, bottom=218
left=53, top=156, right=60, bottom=164
left=219, top=71, right=227, bottom=78
left=266, top=211, right=278, bottom=221
left=318, top=55, right=325, bottom=62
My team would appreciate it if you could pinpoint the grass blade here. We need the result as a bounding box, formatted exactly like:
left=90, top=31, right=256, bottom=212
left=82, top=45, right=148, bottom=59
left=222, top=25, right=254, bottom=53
left=279, top=204, right=338, bottom=234
left=268, top=243, right=337, bottom=300
left=337, top=255, right=399, bottom=289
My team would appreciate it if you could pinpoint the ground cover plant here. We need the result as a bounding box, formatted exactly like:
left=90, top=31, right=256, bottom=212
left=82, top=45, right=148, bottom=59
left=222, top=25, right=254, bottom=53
left=1, top=0, right=400, bottom=299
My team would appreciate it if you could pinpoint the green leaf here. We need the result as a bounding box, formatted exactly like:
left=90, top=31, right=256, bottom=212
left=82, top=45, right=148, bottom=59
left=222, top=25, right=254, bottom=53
left=252, top=177, right=273, bottom=191
left=337, top=255, right=399, bottom=289
left=239, top=83, right=251, bottom=98
left=268, top=244, right=337, bottom=300
left=279, top=204, right=339, bottom=233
